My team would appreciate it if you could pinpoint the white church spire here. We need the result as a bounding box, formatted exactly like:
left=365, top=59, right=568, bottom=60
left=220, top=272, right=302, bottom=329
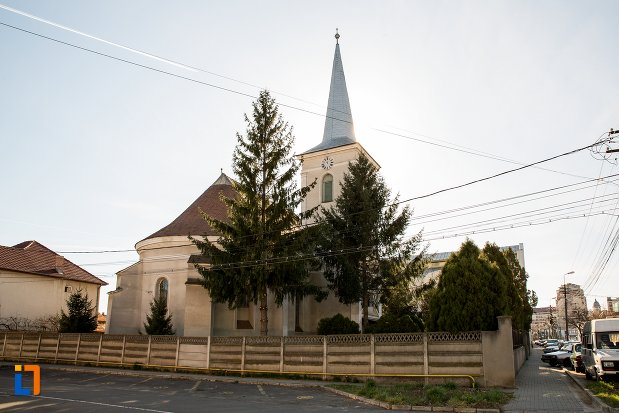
left=303, top=30, right=356, bottom=154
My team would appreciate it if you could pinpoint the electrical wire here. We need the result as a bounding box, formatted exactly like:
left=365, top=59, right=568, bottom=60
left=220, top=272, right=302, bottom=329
left=0, top=19, right=611, bottom=186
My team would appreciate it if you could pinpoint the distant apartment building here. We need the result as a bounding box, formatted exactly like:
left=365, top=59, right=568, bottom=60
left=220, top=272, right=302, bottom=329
left=422, top=243, right=525, bottom=285
left=607, top=297, right=619, bottom=315
left=555, top=283, right=587, bottom=340
left=531, top=306, right=555, bottom=339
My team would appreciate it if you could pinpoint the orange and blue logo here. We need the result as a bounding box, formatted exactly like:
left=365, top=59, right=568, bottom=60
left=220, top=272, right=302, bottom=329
left=14, top=365, right=40, bottom=396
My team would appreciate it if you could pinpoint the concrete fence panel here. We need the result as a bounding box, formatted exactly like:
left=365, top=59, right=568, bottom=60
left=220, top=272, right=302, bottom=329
left=283, top=336, right=323, bottom=373
left=244, top=336, right=280, bottom=371
left=177, top=337, right=209, bottom=369
left=375, top=333, right=424, bottom=374
left=209, top=336, right=242, bottom=369
left=0, top=316, right=517, bottom=387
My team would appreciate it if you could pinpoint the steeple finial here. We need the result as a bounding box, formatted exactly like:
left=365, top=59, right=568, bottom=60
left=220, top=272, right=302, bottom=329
left=335, top=28, right=340, bottom=44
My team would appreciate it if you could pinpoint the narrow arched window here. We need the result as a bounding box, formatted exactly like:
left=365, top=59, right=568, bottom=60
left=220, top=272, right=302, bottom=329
left=322, top=174, right=333, bottom=203
left=156, top=278, right=169, bottom=305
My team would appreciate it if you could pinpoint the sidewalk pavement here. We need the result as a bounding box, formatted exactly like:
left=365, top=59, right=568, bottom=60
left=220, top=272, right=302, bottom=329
left=503, top=348, right=600, bottom=413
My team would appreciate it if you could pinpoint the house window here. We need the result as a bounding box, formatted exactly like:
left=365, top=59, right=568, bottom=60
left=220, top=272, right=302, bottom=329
left=322, top=174, right=333, bottom=203
left=236, top=295, right=253, bottom=329
left=156, top=278, right=169, bottom=305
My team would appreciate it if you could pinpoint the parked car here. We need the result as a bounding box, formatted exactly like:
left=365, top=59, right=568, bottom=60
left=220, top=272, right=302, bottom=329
left=571, top=343, right=584, bottom=373
left=545, top=339, right=559, bottom=348
left=542, top=343, right=575, bottom=367
left=543, top=345, right=561, bottom=354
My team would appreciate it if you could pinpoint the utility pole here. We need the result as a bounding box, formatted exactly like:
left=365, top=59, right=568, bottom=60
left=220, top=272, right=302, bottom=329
left=564, top=283, right=569, bottom=341
left=563, top=271, right=574, bottom=341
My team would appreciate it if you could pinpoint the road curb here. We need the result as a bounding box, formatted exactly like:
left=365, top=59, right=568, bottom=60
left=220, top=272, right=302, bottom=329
left=564, top=368, right=619, bottom=413
left=322, top=386, right=500, bottom=412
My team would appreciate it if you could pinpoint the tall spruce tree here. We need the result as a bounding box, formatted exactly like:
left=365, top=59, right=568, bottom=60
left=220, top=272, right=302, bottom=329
left=426, top=240, right=508, bottom=333
left=192, top=90, right=325, bottom=335
left=143, top=296, right=175, bottom=335
left=319, top=154, right=425, bottom=331
left=58, top=290, right=97, bottom=333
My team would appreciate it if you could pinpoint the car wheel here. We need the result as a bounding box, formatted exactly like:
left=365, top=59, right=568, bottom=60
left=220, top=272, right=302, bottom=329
left=564, top=358, right=572, bottom=368
left=585, top=369, right=592, bottom=380
left=549, top=360, right=557, bottom=367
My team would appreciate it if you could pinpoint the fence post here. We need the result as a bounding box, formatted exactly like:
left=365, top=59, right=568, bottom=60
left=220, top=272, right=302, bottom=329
left=206, top=336, right=211, bottom=370
left=120, top=336, right=126, bottom=366
left=423, top=333, right=429, bottom=384
left=75, top=334, right=81, bottom=365
left=54, top=334, right=61, bottom=364
left=241, top=336, right=246, bottom=372
left=174, top=337, right=180, bottom=372
left=279, top=337, right=284, bottom=373
left=370, top=335, right=375, bottom=375
left=96, top=335, right=103, bottom=366
left=35, top=333, right=42, bottom=360
left=18, top=333, right=24, bottom=359
left=146, top=336, right=152, bottom=367
left=322, top=336, right=327, bottom=379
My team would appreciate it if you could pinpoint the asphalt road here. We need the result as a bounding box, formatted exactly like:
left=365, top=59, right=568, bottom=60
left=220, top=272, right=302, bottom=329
left=0, top=365, right=381, bottom=412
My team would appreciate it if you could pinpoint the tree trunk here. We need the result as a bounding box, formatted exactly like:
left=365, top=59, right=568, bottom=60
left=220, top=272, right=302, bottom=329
left=259, top=286, right=268, bottom=336
left=362, top=292, right=369, bottom=333
left=362, top=262, right=369, bottom=332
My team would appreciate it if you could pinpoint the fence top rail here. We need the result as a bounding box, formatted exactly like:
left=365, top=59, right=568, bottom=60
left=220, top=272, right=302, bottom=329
left=1, top=331, right=485, bottom=343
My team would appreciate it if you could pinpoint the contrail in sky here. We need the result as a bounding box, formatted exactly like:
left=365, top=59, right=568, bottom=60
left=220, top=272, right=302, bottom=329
left=0, top=3, right=199, bottom=72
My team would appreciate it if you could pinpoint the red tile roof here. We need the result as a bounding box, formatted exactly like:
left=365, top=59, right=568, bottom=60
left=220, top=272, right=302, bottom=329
left=142, top=173, right=236, bottom=241
left=0, top=241, right=107, bottom=285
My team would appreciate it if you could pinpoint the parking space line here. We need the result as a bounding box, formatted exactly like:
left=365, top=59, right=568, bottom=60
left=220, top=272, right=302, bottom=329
left=80, top=373, right=111, bottom=383
left=190, top=380, right=201, bottom=392
left=129, top=377, right=153, bottom=387
left=35, top=395, right=175, bottom=412
left=257, top=384, right=267, bottom=396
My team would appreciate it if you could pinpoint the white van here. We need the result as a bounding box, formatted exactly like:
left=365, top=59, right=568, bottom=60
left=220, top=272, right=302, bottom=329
left=582, top=318, right=619, bottom=380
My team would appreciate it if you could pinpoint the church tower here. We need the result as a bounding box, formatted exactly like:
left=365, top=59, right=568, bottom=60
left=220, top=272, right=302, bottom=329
left=299, top=31, right=379, bottom=219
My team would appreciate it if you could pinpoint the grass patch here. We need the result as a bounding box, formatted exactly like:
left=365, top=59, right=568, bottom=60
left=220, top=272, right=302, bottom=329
left=586, top=380, right=619, bottom=408
left=330, top=380, right=511, bottom=408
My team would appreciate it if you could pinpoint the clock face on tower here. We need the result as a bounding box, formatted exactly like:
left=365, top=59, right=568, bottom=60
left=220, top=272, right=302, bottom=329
left=321, top=156, right=334, bottom=170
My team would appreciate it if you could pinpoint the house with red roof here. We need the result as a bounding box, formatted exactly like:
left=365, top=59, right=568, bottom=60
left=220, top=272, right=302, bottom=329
left=0, top=241, right=107, bottom=330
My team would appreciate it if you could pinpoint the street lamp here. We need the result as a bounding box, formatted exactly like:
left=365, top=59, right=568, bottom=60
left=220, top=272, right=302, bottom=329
left=563, top=271, right=575, bottom=341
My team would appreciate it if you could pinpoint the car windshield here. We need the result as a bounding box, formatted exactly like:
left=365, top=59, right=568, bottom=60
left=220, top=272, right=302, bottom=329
left=596, top=332, right=619, bottom=349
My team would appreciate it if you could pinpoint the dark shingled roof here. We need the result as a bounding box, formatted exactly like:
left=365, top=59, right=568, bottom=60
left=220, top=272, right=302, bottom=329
left=143, top=173, right=236, bottom=241
left=0, top=241, right=107, bottom=285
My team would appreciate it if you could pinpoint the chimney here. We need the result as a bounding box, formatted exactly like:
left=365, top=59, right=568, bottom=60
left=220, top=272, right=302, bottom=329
left=55, top=255, right=65, bottom=274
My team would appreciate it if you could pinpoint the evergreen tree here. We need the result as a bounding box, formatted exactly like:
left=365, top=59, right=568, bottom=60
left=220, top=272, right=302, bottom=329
left=143, top=296, right=175, bottom=335
left=426, top=240, right=507, bottom=333
left=58, top=290, right=97, bottom=333
left=319, top=154, right=425, bottom=331
left=482, top=243, right=535, bottom=331
left=192, top=90, right=325, bottom=335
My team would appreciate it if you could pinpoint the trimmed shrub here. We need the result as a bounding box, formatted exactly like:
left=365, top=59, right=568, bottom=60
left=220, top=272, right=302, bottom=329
left=365, top=313, right=424, bottom=334
left=317, top=314, right=360, bottom=335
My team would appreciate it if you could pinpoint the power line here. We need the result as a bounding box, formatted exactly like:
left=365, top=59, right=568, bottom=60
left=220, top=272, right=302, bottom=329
left=59, top=172, right=619, bottom=256
left=1, top=19, right=610, bottom=186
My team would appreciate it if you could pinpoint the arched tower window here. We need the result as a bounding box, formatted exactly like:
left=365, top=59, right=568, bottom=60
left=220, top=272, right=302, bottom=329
left=322, top=174, right=333, bottom=203
left=156, top=278, right=169, bottom=305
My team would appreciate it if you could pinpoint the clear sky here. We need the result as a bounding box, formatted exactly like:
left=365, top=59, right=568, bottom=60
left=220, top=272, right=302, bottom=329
left=1, top=1, right=618, bottom=315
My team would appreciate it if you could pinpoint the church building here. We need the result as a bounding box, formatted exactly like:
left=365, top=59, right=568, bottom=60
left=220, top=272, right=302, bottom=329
left=106, top=33, right=381, bottom=336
